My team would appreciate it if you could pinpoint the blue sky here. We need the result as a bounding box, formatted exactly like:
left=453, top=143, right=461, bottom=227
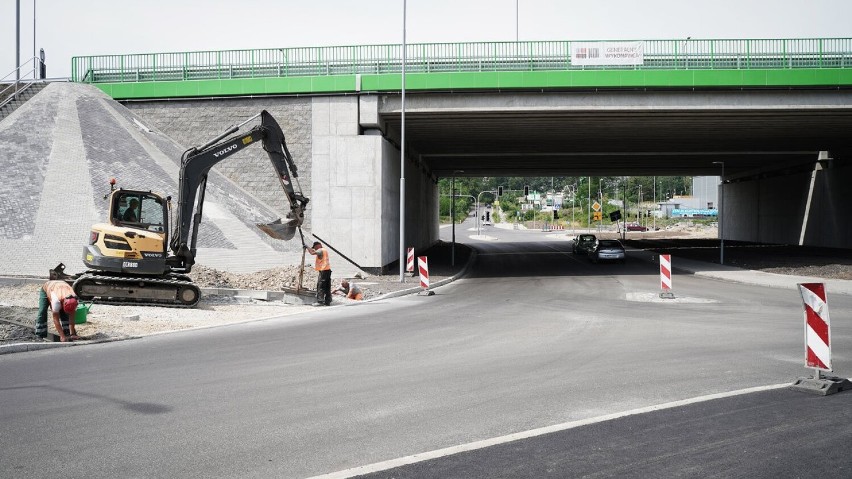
left=2, top=0, right=851, bottom=78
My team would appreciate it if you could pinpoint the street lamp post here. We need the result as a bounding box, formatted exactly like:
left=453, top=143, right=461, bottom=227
left=451, top=175, right=456, bottom=267
left=713, top=161, right=725, bottom=265
left=653, top=176, right=656, bottom=231
left=398, top=0, right=407, bottom=282
left=587, top=177, right=591, bottom=232
left=566, top=185, right=577, bottom=236
left=637, top=184, right=642, bottom=227
left=450, top=170, right=466, bottom=266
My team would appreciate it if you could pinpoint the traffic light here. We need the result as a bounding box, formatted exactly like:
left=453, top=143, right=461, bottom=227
left=497, top=186, right=503, bottom=196
left=553, top=210, right=558, bottom=220
left=524, top=185, right=529, bottom=196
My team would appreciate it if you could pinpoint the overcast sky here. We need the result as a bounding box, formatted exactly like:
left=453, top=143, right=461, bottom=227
left=2, top=0, right=851, bottom=79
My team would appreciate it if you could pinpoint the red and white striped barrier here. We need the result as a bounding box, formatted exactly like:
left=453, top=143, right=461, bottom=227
left=659, top=254, right=674, bottom=298
left=791, top=282, right=852, bottom=395
left=798, top=283, right=832, bottom=371
left=418, top=256, right=430, bottom=290
left=406, top=247, right=414, bottom=273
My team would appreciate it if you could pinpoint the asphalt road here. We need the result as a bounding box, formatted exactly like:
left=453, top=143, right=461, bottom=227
left=1, top=218, right=850, bottom=478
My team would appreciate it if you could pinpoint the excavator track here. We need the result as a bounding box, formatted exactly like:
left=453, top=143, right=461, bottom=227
left=73, top=272, right=201, bottom=308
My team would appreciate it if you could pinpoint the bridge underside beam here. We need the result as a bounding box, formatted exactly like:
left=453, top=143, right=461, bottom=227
left=374, top=90, right=852, bottom=178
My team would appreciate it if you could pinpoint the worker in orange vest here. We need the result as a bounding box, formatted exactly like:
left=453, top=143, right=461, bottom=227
left=306, top=241, right=332, bottom=306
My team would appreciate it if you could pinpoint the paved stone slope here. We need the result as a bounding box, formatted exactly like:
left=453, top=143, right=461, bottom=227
left=0, top=83, right=306, bottom=276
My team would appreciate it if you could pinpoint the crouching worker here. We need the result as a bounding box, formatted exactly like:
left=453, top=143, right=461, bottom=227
left=333, top=279, right=364, bottom=301
left=35, top=280, right=79, bottom=342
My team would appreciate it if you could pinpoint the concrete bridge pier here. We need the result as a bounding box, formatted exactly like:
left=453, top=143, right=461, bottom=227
left=725, top=151, right=852, bottom=248
left=311, top=95, right=437, bottom=274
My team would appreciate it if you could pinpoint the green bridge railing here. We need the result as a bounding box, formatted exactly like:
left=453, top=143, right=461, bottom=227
left=72, top=38, right=852, bottom=84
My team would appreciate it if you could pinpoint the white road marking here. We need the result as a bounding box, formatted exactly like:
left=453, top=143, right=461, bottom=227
left=307, top=383, right=791, bottom=479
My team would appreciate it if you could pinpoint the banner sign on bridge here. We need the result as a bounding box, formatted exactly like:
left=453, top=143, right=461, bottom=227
left=571, top=41, right=645, bottom=66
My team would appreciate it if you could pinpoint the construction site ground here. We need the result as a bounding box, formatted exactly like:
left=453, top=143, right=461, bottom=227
left=3, top=224, right=851, bottom=350
left=0, top=241, right=471, bottom=348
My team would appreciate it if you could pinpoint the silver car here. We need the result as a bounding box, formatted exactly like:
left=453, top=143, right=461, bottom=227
left=588, top=239, right=626, bottom=263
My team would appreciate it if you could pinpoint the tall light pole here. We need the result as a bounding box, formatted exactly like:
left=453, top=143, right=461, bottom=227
left=16, top=0, right=21, bottom=81
left=398, top=0, right=407, bottom=282
left=587, top=176, right=591, bottom=232
left=451, top=175, right=456, bottom=267
left=637, top=183, right=642, bottom=226
left=713, top=161, right=725, bottom=265
left=566, top=185, right=577, bottom=236
left=515, top=0, right=519, bottom=42
left=653, top=176, right=656, bottom=230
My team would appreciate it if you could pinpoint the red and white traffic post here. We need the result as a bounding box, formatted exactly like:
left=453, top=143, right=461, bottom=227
left=418, top=256, right=429, bottom=289
left=799, top=282, right=832, bottom=373
left=791, top=283, right=851, bottom=395
left=417, top=256, right=434, bottom=295
left=406, top=247, right=415, bottom=275
left=659, top=254, right=674, bottom=299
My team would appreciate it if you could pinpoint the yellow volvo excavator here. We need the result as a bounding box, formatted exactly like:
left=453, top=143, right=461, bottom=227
left=51, top=110, right=308, bottom=307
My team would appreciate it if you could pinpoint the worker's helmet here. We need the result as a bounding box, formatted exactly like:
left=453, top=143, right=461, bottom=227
left=63, top=296, right=78, bottom=314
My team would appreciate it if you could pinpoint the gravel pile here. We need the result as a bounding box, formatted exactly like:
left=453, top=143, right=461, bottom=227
left=189, top=264, right=320, bottom=290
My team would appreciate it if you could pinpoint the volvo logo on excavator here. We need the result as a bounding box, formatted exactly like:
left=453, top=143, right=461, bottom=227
left=213, top=143, right=238, bottom=158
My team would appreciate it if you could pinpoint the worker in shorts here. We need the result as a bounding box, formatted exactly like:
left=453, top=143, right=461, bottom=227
left=333, top=279, right=364, bottom=301
left=35, top=280, right=79, bottom=342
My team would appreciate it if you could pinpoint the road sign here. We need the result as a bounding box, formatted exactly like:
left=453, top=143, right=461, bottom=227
left=593, top=211, right=602, bottom=221
left=592, top=201, right=602, bottom=212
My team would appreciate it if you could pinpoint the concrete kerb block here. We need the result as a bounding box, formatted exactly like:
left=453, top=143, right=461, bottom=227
left=0, top=341, right=71, bottom=355
left=0, top=276, right=46, bottom=286
left=199, top=287, right=315, bottom=305
left=234, top=290, right=271, bottom=301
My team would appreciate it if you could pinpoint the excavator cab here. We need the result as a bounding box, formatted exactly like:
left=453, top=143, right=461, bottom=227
left=111, top=190, right=167, bottom=232
left=84, top=188, right=169, bottom=276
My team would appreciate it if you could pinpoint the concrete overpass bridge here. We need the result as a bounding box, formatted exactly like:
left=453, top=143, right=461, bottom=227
left=71, top=38, right=852, bottom=271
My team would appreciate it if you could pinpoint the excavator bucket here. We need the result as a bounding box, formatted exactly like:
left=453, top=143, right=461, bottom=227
left=257, top=217, right=300, bottom=241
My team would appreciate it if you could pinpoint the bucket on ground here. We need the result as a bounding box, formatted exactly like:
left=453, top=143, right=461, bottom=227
left=75, top=302, right=92, bottom=324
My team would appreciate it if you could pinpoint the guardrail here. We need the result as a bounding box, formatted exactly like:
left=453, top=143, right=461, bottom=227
left=72, top=38, right=852, bottom=84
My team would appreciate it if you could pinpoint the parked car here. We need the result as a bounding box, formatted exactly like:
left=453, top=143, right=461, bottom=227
left=626, top=223, right=648, bottom=232
left=588, top=239, right=626, bottom=263
left=572, top=234, right=597, bottom=255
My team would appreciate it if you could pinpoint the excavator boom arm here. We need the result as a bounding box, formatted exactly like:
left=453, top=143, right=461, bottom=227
left=169, top=111, right=308, bottom=271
